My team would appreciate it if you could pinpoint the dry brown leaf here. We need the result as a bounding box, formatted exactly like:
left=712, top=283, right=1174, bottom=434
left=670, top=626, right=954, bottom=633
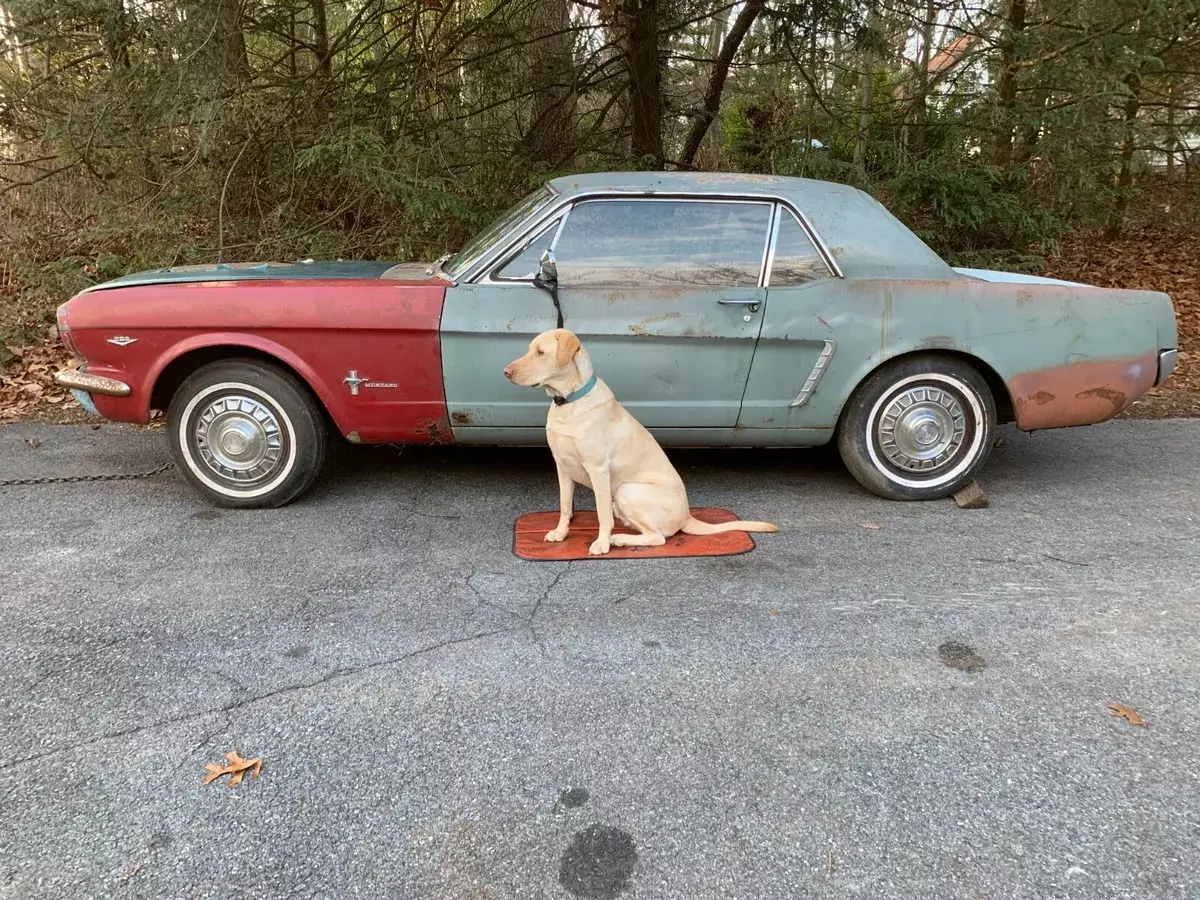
left=25, top=438, right=39, bottom=448
left=1107, top=703, right=1149, bottom=728
left=203, top=750, right=264, bottom=788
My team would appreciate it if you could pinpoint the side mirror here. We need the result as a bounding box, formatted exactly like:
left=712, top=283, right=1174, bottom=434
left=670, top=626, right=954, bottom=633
left=536, top=248, right=557, bottom=284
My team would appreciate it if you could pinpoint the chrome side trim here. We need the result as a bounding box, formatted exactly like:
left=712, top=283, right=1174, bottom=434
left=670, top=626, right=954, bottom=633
left=790, top=340, right=837, bottom=407
left=760, top=204, right=782, bottom=289
left=1157, top=348, right=1178, bottom=386
left=487, top=214, right=567, bottom=283
left=791, top=208, right=842, bottom=279
left=54, top=367, right=131, bottom=397
left=463, top=190, right=841, bottom=285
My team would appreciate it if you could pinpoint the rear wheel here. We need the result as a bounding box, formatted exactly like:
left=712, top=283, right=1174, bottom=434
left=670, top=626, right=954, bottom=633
left=837, top=355, right=996, bottom=501
left=167, top=359, right=327, bottom=508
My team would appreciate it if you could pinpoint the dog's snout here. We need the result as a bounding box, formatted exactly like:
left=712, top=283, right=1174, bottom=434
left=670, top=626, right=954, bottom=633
left=503, top=364, right=515, bottom=381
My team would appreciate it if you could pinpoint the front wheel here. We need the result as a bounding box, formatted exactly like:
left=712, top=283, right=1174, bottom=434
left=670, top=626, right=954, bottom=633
left=836, top=355, right=996, bottom=501
left=167, top=359, right=327, bottom=508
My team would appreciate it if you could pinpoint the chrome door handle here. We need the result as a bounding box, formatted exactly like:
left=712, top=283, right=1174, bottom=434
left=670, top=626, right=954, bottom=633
left=717, top=298, right=760, bottom=312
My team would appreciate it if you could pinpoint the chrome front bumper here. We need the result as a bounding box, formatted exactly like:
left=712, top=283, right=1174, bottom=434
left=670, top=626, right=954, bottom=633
left=1157, top=349, right=1178, bottom=386
left=54, top=366, right=131, bottom=397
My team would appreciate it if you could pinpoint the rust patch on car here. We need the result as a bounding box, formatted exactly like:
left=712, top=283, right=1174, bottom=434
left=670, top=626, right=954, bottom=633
left=629, top=311, right=683, bottom=335
left=416, top=416, right=454, bottom=445
left=1076, top=386, right=1126, bottom=407
left=1008, top=351, right=1156, bottom=430
left=450, top=410, right=472, bottom=426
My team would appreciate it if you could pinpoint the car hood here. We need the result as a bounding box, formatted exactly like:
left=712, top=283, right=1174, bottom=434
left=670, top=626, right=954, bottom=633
left=82, top=260, right=443, bottom=292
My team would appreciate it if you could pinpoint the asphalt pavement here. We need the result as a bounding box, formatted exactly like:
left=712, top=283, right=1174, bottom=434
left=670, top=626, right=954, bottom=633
left=1, top=420, right=1198, bottom=900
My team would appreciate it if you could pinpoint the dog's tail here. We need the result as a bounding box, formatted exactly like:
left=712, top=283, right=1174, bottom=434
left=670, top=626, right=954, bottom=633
left=681, top=516, right=779, bottom=535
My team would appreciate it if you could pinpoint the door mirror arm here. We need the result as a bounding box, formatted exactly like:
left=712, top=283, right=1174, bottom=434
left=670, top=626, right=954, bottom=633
left=532, top=249, right=564, bottom=329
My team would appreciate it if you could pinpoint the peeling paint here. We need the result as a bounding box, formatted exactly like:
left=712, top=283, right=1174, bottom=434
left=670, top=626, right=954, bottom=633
left=450, top=410, right=472, bottom=426
left=916, top=334, right=957, bottom=350
left=1008, top=351, right=1155, bottom=430
left=629, top=311, right=683, bottom=335
left=603, top=286, right=691, bottom=303
left=692, top=172, right=784, bottom=184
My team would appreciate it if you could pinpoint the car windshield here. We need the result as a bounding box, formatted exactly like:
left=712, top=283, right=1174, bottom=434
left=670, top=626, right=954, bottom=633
left=444, top=185, right=555, bottom=279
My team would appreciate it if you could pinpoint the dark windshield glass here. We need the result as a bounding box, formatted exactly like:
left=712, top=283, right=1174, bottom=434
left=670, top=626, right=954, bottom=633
left=444, top=186, right=554, bottom=278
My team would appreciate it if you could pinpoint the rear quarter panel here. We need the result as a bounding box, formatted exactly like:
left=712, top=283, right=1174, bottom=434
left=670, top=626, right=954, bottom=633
left=784, top=278, right=1167, bottom=430
left=64, top=279, right=448, bottom=442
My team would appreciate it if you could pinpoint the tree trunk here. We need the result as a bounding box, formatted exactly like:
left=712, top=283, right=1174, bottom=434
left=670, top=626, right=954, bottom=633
left=209, top=0, right=251, bottom=86
left=372, top=1, right=392, bottom=139
left=624, top=0, right=662, bottom=166
left=906, top=0, right=937, bottom=158
left=313, top=0, right=332, bottom=78
left=522, top=0, right=578, bottom=167
left=679, top=0, right=765, bottom=168
left=103, top=0, right=131, bottom=70
left=695, top=0, right=732, bottom=164
left=854, top=69, right=872, bottom=172
left=1166, top=82, right=1177, bottom=181
left=853, top=9, right=880, bottom=173
left=1106, top=72, right=1141, bottom=239
left=991, top=0, right=1026, bottom=167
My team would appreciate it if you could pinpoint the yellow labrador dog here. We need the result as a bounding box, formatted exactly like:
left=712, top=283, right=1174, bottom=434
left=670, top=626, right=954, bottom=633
left=504, top=328, right=779, bottom=555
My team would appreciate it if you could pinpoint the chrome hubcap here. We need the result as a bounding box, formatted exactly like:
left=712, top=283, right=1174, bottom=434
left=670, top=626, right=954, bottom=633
left=876, top=385, right=967, bottom=473
left=193, top=394, right=285, bottom=486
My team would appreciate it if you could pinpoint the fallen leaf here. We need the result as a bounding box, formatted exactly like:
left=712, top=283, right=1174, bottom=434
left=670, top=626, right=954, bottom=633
left=1108, top=703, right=1149, bottom=728
left=25, top=438, right=39, bottom=448
left=860, top=522, right=881, bottom=530
left=203, top=750, right=263, bottom=788
left=769, top=609, right=779, bottom=616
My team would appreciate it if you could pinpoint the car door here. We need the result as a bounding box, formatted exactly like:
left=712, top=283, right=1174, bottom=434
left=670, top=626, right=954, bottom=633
left=440, top=196, right=775, bottom=442
left=736, top=205, right=850, bottom=435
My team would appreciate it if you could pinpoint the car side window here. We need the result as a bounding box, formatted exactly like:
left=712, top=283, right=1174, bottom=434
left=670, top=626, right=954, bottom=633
left=495, top=217, right=561, bottom=280
left=550, top=199, right=772, bottom=287
left=769, top=209, right=832, bottom=286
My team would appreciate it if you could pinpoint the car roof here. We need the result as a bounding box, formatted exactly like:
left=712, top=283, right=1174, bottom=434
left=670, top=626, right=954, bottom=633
left=547, top=171, right=855, bottom=196
left=546, top=172, right=959, bottom=282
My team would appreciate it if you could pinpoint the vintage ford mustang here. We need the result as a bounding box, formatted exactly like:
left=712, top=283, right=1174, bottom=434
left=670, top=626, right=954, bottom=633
left=54, top=171, right=1178, bottom=507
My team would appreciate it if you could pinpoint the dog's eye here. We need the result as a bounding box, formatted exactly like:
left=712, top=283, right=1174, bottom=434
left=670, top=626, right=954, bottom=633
left=536, top=349, right=545, bottom=356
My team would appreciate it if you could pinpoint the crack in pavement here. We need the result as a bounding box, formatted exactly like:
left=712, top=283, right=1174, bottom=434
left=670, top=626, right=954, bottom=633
left=464, top=571, right=522, bottom=620
left=0, top=628, right=511, bottom=772
left=527, top=562, right=571, bottom=655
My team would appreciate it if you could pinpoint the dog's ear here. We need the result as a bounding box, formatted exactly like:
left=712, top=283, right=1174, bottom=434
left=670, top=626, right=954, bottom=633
left=555, top=330, right=581, bottom=368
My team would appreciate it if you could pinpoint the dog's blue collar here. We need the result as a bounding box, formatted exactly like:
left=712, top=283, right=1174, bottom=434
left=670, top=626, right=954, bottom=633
left=553, top=372, right=597, bottom=406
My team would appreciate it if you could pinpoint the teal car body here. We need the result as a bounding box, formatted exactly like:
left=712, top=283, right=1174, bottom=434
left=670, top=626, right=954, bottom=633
left=439, top=172, right=1178, bottom=444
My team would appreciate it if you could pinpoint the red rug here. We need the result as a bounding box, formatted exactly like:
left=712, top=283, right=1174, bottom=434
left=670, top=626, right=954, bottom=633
left=513, top=507, right=756, bottom=561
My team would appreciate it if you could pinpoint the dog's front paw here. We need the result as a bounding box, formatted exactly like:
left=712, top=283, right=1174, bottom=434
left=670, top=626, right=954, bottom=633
left=588, top=538, right=611, bottom=556
left=544, top=528, right=569, bottom=542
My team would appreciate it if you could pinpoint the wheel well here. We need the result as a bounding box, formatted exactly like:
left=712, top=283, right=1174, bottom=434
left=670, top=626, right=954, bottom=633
left=151, top=345, right=326, bottom=416
left=848, top=349, right=1015, bottom=425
